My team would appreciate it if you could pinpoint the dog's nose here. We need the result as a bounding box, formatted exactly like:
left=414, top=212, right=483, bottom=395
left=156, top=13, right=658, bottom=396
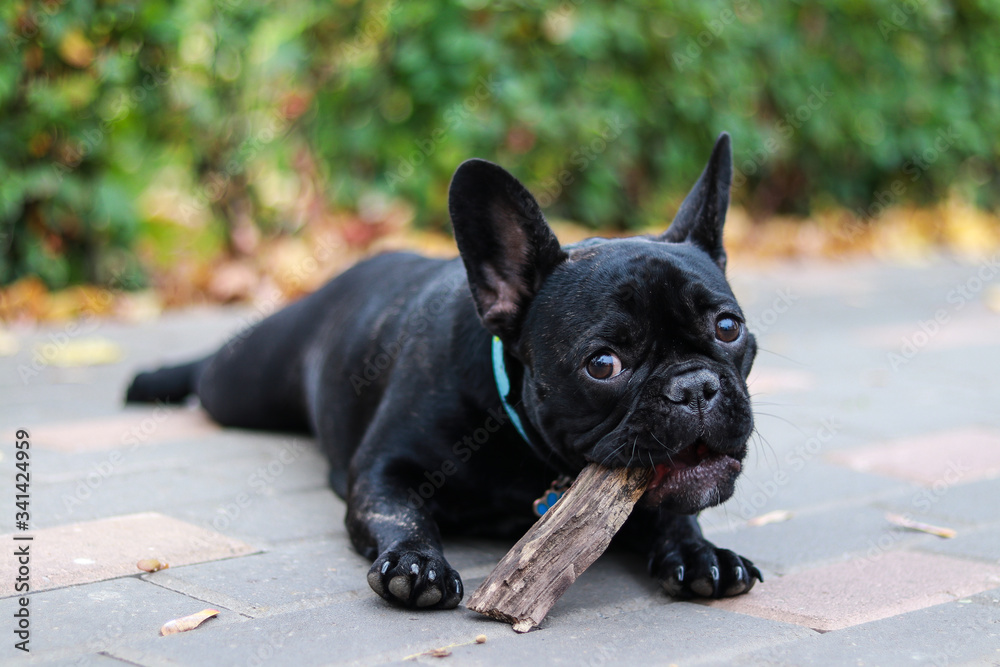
left=666, top=369, right=721, bottom=412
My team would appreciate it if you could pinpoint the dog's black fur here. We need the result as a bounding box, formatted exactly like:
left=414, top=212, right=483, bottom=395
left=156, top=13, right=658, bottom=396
left=127, top=132, right=761, bottom=610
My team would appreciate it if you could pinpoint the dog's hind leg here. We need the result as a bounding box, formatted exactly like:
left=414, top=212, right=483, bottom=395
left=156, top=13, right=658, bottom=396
left=126, top=296, right=317, bottom=433
left=191, top=316, right=313, bottom=432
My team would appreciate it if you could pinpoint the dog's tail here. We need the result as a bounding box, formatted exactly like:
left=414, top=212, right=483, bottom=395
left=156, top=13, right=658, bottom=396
left=125, top=359, right=205, bottom=404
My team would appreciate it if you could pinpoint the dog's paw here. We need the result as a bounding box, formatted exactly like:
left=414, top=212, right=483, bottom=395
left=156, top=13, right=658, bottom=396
left=649, top=537, right=762, bottom=599
left=366, top=545, right=463, bottom=609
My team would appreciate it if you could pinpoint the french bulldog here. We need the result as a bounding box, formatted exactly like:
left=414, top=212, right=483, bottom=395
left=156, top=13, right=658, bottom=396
left=126, top=131, right=761, bottom=610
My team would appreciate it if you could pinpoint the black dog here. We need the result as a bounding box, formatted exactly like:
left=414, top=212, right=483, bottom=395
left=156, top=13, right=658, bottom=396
left=127, top=132, right=761, bottom=610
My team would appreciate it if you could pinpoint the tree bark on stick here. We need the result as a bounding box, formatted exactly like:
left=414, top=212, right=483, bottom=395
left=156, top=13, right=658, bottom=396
left=466, top=464, right=652, bottom=632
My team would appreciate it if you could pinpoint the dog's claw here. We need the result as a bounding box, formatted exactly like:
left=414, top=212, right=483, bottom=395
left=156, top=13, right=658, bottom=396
left=367, top=545, right=463, bottom=610
left=650, top=538, right=760, bottom=599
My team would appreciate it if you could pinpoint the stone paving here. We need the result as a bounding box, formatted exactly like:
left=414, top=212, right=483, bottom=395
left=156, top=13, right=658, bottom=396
left=1, top=257, right=999, bottom=666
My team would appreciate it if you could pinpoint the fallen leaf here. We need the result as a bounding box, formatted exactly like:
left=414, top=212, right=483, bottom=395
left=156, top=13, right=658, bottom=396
left=137, top=558, right=168, bottom=572
left=160, top=609, right=219, bottom=636
left=886, top=513, right=956, bottom=538
left=0, top=330, right=19, bottom=357
left=39, top=338, right=122, bottom=367
left=747, top=510, right=793, bottom=527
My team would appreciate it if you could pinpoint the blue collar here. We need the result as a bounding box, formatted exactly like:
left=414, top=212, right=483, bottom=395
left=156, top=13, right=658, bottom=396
left=491, top=336, right=531, bottom=443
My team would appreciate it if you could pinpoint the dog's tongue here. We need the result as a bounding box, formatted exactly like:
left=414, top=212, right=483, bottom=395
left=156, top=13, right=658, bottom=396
left=644, top=441, right=741, bottom=510
left=651, top=442, right=711, bottom=483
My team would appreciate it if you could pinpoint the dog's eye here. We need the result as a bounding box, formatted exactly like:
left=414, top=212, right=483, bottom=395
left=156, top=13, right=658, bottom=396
left=586, top=352, right=622, bottom=380
left=715, top=316, right=742, bottom=343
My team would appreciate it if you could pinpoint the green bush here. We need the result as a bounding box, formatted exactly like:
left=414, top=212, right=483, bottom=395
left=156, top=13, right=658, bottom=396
left=2, top=0, right=998, bottom=288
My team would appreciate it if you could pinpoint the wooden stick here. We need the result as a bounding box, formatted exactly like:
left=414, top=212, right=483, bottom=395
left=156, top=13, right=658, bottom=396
left=466, top=464, right=652, bottom=632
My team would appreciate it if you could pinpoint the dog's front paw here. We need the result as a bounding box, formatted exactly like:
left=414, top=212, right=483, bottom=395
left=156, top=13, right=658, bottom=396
left=366, top=544, right=463, bottom=609
left=649, top=537, right=762, bottom=599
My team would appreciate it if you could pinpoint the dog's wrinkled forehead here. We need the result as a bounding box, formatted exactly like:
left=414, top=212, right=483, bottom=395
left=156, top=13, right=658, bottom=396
left=516, top=237, right=743, bottom=369
left=544, top=237, right=737, bottom=332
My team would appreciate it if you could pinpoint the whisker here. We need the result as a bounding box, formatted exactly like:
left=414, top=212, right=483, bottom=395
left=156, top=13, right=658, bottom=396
left=754, top=411, right=808, bottom=435
left=749, top=426, right=778, bottom=470
left=754, top=347, right=807, bottom=365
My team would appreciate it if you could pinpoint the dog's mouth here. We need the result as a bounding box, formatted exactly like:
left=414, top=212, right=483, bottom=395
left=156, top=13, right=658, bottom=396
left=641, top=441, right=742, bottom=512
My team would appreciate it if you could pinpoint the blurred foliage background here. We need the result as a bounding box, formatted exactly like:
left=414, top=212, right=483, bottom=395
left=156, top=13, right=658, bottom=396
left=1, top=0, right=999, bottom=315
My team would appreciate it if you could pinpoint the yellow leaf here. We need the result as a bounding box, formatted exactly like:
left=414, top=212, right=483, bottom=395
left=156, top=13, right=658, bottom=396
left=38, top=338, right=121, bottom=367
left=58, top=29, right=95, bottom=69
left=885, top=512, right=955, bottom=538
left=160, top=609, right=219, bottom=636
left=747, top=510, right=793, bottom=527
left=137, top=558, right=169, bottom=573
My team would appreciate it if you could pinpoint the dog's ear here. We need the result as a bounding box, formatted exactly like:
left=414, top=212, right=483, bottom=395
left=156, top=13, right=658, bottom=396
left=661, top=132, right=732, bottom=270
left=449, top=159, right=567, bottom=340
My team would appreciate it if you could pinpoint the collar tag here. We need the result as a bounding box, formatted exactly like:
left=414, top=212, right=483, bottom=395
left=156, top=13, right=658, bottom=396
left=532, top=476, right=574, bottom=517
